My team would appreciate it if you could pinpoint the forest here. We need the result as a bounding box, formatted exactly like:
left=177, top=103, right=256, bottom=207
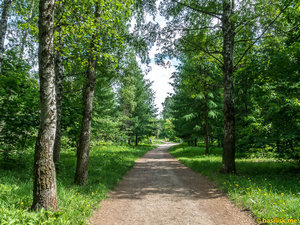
left=0, top=0, right=299, bottom=224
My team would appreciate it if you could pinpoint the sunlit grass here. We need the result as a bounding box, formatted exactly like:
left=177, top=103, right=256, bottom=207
left=0, top=144, right=155, bottom=224
left=169, top=144, right=300, bottom=224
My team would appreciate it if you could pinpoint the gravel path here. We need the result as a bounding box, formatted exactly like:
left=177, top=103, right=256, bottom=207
left=90, top=144, right=256, bottom=225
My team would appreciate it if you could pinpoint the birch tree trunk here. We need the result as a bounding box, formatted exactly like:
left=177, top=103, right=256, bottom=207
left=53, top=2, right=64, bottom=166
left=20, top=0, right=35, bottom=58
left=0, top=0, right=12, bottom=71
left=31, top=0, right=58, bottom=210
left=220, top=0, right=236, bottom=173
left=53, top=28, right=63, bottom=166
left=74, top=5, right=100, bottom=185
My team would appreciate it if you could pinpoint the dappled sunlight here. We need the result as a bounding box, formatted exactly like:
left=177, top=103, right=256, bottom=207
left=106, top=147, right=224, bottom=201
left=169, top=144, right=300, bottom=220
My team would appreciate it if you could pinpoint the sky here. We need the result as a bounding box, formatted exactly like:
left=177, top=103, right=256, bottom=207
left=144, top=47, right=177, bottom=115
left=139, top=11, right=179, bottom=115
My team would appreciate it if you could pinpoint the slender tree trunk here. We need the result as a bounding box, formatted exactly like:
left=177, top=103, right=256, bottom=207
left=0, top=0, right=12, bottom=71
left=194, top=138, right=197, bottom=146
left=276, top=140, right=281, bottom=152
left=20, top=0, right=35, bottom=58
left=31, top=0, right=57, bottom=211
left=244, top=77, right=248, bottom=117
left=204, top=100, right=209, bottom=155
left=53, top=5, right=63, bottom=166
left=220, top=0, right=236, bottom=173
left=135, top=133, right=138, bottom=146
left=53, top=35, right=63, bottom=166
left=74, top=55, right=97, bottom=185
left=74, top=5, right=100, bottom=185
left=204, top=73, right=209, bottom=155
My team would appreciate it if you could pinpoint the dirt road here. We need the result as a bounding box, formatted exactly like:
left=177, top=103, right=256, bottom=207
left=90, top=144, right=255, bottom=225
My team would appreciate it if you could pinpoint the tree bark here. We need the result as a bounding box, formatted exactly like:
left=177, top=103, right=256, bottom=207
left=31, top=0, right=58, bottom=211
left=20, top=0, right=35, bottom=58
left=53, top=4, right=64, bottom=166
left=204, top=72, right=209, bottom=155
left=0, top=0, right=12, bottom=71
left=135, top=133, right=138, bottom=146
left=204, top=98, right=209, bottom=155
left=220, top=0, right=236, bottom=173
left=289, top=140, right=294, bottom=153
left=74, top=5, right=100, bottom=185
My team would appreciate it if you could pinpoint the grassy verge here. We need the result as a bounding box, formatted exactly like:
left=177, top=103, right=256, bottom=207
left=169, top=144, right=299, bottom=224
left=0, top=144, right=155, bottom=224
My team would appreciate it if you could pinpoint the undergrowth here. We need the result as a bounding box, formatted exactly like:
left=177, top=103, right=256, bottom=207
left=0, top=144, right=155, bottom=224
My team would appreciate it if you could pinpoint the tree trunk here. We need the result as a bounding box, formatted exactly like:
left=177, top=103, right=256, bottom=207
left=53, top=6, right=63, bottom=167
left=204, top=101, right=209, bottom=155
left=204, top=73, right=209, bottom=155
left=220, top=0, right=236, bottom=174
left=194, top=138, right=197, bottom=146
left=31, top=0, right=57, bottom=211
left=276, top=140, right=281, bottom=152
left=135, top=133, right=138, bottom=146
left=289, top=140, right=294, bottom=153
left=0, top=0, right=12, bottom=71
left=244, top=77, right=249, bottom=117
left=74, top=55, right=97, bottom=185
left=20, top=0, right=35, bottom=58
left=74, top=6, right=100, bottom=185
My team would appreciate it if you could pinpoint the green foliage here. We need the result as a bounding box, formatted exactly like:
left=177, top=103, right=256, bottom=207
left=0, top=49, right=39, bottom=163
left=162, top=54, right=223, bottom=146
left=159, top=0, right=300, bottom=160
left=162, top=119, right=176, bottom=140
left=169, top=144, right=300, bottom=222
left=92, top=75, right=121, bottom=143
left=0, top=144, right=154, bottom=224
left=118, top=53, right=157, bottom=144
left=234, top=23, right=300, bottom=159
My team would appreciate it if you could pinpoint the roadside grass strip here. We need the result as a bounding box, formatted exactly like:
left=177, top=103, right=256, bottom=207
left=169, top=144, right=299, bottom=224
left=0, top=144, right=155, bottom=224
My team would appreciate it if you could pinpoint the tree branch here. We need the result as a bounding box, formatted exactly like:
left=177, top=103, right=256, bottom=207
left=166, top=26, right=222, bottom=33
left=233, top=0, right=294, bottom=71
left=235, top=35, right=273, bottom=43
left=171, top=0, right=222, bottom=20
left=181, top=37, right=223, bottom=66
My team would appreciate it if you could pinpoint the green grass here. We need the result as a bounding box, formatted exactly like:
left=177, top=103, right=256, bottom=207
left=0, top=144, right=155, bottom=225
left=169, top=144, right=300, bottom=224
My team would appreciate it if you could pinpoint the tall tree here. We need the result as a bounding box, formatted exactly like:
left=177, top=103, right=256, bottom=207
left=20, top=0, right=36, bottom=58
left=74, top=0, right=133, bottom=184
left=74, top=5, right=100, bottom=185
left=53, top=0, right=64, bottom=166
left=0, top=0, right=12, bottom=71
left=118, top=53, right=156, bottom=146
left=220, top=0, right=235, bottom=173
left=31, top=0, right=57, bottom=210
left=156, top=0, right=295, bottom=173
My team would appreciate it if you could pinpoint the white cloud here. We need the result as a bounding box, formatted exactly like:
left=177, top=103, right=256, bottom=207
left=137, top=1, right=180, bottom=115
left=145, top=59, right=176, bottom=114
